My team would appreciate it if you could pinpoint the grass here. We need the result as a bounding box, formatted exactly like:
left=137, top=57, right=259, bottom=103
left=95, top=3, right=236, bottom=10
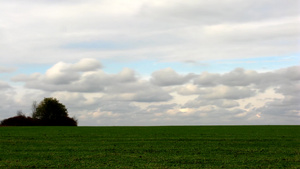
left=0, top=126, right=299, bottom=168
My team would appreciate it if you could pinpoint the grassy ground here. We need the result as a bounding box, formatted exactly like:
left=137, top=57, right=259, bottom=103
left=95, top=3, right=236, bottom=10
left=0, top=126, right=299, bottom=168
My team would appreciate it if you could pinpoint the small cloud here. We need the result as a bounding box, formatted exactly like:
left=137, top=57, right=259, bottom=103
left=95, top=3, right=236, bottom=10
left=0, top=67, right=15, bottom=73
left=151, top=68, right=195, bottom=86
left=183, top=60, right=208, bottom=67
left=91, top=109, right=119, bottom=118
left=0, top=81, right=11, bottom=90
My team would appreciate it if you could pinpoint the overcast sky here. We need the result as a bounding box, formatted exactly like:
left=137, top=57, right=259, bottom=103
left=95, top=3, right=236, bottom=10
left=0, top=0, right=299, bottom=126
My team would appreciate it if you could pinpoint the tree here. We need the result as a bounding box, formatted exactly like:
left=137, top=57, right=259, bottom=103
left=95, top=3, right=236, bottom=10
left=33, top=97, right=68, bottom=120
left=32, top=97, right=77, bottom=126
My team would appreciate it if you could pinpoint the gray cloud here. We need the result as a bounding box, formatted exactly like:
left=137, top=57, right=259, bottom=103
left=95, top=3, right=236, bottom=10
left=151, top=68, right=195, bottom=86
left=256, top=95, right=300, bottom=124
left=193, top=66, right=300, bottom=89
left=220, top=68, right=260, bottom=86
left=0, top=81, right=11, bottom=90
left=178, top=66, right=299, bottom=125
left=178, top=84, right=256, bottom=100
left=0, top=0, right=298, bottom=64
left=102, top=84, right=172, bottom=102
left=0, top=93, right=17, bottom=120
left=98, top=101, right=141, bottom=114
left=193, top=72, right=221, bottom=87
left=257, top=71, right=300, bottom=123
left=0, top=67, right=15, bottom=73
left=3, top=62, right=300, bottom=125
left=140, top=0, right=298, bottom=24
left=147, top=103, right=178, bottom=112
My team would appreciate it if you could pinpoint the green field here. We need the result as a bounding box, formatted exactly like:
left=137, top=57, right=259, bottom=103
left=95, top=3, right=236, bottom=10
left=0, top=126, right=299, bottom=168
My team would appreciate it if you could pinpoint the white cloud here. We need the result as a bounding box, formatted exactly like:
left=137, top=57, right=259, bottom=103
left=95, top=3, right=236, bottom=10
left=101, top=81, right=173, bottom=102
left=178, top=84, right=256, bottom=100
left=200, top=86, right=256, bottom=100
left=44, top=62, right=80, bottom=85
left=184, top=99, right=240, bottom=109
left=0, top=91, right=17, bottom=120
left=70, top=58, right=102, bottom=71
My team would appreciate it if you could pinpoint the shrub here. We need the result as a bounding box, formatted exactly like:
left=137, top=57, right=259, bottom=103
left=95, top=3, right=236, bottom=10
left=0, top=115, right=37, bottom=126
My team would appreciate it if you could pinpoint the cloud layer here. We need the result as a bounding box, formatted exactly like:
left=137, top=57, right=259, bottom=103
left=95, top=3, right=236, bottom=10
left=4, top=59, right=299, bottom=125
left=0, top=0, right=299, bottom=64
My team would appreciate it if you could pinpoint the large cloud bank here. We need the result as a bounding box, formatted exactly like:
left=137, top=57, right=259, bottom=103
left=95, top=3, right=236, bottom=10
left=1, top=59, right=298, bottom=125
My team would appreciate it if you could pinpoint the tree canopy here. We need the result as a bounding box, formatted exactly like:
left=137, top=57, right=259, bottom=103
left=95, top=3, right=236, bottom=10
left=32, top=97, right=68, bottom=121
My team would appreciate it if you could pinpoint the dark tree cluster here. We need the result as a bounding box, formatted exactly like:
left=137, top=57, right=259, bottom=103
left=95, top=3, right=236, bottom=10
left=0, top=97, right=77, bottom=126
left=0, top=114, right=36, bottom=126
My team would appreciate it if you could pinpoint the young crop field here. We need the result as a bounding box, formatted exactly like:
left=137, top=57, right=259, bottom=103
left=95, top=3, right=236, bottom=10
left=0, top=126, right=299, bottom=168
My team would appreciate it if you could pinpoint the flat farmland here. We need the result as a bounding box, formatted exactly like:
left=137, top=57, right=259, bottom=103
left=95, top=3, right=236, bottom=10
left=0, top=126, right=299, bottom=168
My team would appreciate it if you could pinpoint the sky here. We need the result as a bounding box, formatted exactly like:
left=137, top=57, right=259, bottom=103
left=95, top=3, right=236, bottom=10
left=0, top=0, right=299, bottom=126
